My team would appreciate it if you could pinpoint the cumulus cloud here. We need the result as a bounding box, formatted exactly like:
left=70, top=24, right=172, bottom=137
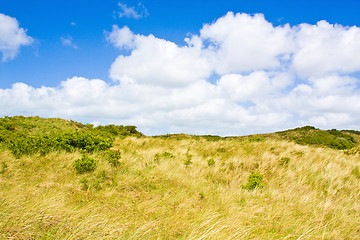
left=105, top=25, right=136, bottom=49
left=292, top=21, right=360, bottom=78
left=0, top=13, right=33, bottom=61
left=199, top=12, right=295, bottom=74
left=2, top=12, right=360, bottom=135
left=117, top=2, right=149, bottom=19
left=0, top=76, right=295, bottom=135
left=109, top=26, right=212, bottom=87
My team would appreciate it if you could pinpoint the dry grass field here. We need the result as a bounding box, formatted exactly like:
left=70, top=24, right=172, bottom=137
left=1, top=129, right=360, bottom=239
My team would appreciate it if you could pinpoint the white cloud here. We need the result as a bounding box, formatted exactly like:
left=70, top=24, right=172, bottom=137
left=105, top=25, right=135, bottom=49
left=0, top=13, right=33, bottom=61
left=216, top=71, right=292, bottom=102
left=199, top=12, right=294, bottom=74
left=61, top=36, right=77, bottom=48
left=2, top=12, right=360, bottom=135
left=109, top=26, right=212, bottom=87
left=0, top=77, right=295, bottom=135
left=117, top=2, right=148, bottom=19
left=292, top=21, right=360, bottom=78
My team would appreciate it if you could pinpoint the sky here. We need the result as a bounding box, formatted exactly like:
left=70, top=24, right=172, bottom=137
left=1, top=0, right=360, bottom=136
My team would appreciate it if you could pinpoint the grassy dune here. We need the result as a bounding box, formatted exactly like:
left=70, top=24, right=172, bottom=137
left=0, top=117, right=360, bottom=239
left=0, top=138, right=359, bottom=239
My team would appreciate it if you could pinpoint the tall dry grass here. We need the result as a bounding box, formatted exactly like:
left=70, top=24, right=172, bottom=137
left=0, top=136, right=359, bottom=239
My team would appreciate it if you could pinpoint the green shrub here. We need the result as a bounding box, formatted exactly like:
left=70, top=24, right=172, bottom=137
left=74, top=155, right=97, bottom=174
left=207, top=158, right=215, bottom=166
left=162, top=152, right=175, bottom=158
left=94, top=124, right=143, bottom=137
left=242, top=172, right=264, bottom=190
left=5, top=131, right=113, bottom=158
left=154, top=152, right=175, bottom=163
left=101, top=149, right=121, bottom=166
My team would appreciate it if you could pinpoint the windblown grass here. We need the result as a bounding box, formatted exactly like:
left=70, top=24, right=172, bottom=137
left=1, top=134, right=360, bottom=239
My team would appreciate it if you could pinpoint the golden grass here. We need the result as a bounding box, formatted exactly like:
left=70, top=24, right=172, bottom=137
left=1, top=137, right=360, bottom=239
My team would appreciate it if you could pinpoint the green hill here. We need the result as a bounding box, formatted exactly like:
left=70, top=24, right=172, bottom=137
left=0, top=116, right=360, bottom=239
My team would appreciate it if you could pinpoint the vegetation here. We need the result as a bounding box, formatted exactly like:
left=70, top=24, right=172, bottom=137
left=74, top=155, right=97, bottom=174
left=241, top=172, right=264, bottom=190
left=276, top=126, right=357, bottom=150
left=101, top=148, right=122, bottom=166
left=0, top=116, right=142, bottom=158
left=1, top=116, right=360, bottom=239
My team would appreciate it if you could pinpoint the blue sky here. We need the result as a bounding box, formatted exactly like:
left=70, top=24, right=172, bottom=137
left=1, top=0, right=360, bottom=135
left=1, top=0, right=360, bottom=88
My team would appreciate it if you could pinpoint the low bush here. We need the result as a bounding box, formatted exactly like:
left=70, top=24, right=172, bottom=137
left=242, top=172, right=264, bottom=190
left=101, top=149, right=121, bottom=166
left=154, top=152, right=175, bottom=162
left=74, top=155, right=97, bottom=174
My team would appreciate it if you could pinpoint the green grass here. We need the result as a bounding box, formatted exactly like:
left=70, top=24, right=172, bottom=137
left=0, top=117, right=360, bottom=239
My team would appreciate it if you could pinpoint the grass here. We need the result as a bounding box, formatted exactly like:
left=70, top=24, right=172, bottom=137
left=0, top=117, right=360, bottom=239
left=1, top=136, right=360, bottom=239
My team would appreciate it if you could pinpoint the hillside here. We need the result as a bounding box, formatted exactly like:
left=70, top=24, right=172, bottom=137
left=0, top=117, right=360, bottom=239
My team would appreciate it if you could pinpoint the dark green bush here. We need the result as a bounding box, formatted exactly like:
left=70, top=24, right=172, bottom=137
left=74, top=155, right=97, bottom=174
left=242, top=172, right=264, bottom=190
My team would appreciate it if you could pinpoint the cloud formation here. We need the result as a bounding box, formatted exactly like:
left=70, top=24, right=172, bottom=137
left=1, top=12, right=360, bottom=135
left=117, top=2, right=149, bottom=19
left=0, top=13, right=33, bottom=61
